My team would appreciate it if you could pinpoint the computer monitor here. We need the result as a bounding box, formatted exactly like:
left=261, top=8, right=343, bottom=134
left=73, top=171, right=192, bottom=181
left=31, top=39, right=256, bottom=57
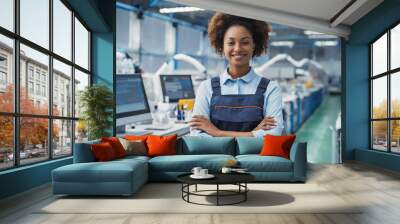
left=116, top=74, right=152, bottom=128
left=159, top=75, right=195, bottom=103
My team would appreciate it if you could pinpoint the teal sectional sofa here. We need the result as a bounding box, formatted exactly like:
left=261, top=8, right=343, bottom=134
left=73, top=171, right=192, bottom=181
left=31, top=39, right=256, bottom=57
left=52, top=137, right=307, bottom=196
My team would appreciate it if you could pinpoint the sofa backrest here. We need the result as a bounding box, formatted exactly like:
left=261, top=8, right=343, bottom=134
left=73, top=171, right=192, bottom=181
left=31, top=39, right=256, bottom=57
left=179, top=136, right=236, bottom=155
left=74, top=136, right=298, bottom=161
left=73, top=139, right=100, bottom=163
left=236, top=137, right=263, bottom=155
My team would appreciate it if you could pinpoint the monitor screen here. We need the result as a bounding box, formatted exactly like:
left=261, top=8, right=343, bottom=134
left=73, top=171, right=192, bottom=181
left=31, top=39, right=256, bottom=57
left=160, top=75, right=195, bottom=102
left=116, top=74, right=150, bottom=119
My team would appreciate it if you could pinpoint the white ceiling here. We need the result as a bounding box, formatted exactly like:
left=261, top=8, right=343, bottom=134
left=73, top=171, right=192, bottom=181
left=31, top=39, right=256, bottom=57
left=168, top=0, right=384, bottom=38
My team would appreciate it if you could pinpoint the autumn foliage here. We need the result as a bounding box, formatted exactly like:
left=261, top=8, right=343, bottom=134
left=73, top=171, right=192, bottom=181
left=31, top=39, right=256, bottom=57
left=0, top=84, right=59, bottom=150
left=372, top=99, right=400, bottom=141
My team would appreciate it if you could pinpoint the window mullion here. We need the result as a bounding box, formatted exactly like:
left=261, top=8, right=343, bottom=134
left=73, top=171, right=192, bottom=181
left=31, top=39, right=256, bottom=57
left=71, top=10, right=76, bottom=154
left=13, top=0, right=20, bottom=167
left=388, top=30, right=391, bottom=152
left=49, top=0, right=53, bottom=160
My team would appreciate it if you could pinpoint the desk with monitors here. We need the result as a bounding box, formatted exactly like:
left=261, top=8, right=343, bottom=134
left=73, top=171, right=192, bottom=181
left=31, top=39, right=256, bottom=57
left=116, top=74, right=152, bottom=130
left=116, top=74, right=191, bottom=136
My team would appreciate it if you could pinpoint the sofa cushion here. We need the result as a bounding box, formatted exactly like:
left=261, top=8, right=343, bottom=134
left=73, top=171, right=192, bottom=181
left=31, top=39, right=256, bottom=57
left=52, top=158, right=147, bottom=183
left=119, top=138, right=147, bottom=156
left=236, top=155, right=293, bottom=172
left=101, top=137, right=127, bottom=158
left=147, top=135, right=177, bottom=157
left=181, top=136, right=235, bottom=155
left=260, top=135, right=296, bottom=159
left=115, top=155, right=150, bottom=163
left=91, top=142, right=118, bottom=161
left=148, top=154, right=235, bottom=172
left=236, top=137, right=263, bottom=155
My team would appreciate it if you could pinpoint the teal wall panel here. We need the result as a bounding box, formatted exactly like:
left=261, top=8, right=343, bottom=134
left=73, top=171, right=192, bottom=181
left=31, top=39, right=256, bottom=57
left=344, top=44, right=369, bottom=159
left=92, top=32, right=114, bottom=87
left=0, top=158, right=72, bottom=199
left=355, top=149, right=400, bottom=172
left=345, top=0, right=400, bottom=171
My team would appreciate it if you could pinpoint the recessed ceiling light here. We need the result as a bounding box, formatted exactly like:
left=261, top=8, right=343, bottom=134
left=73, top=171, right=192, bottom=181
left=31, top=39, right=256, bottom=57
left=314, top=40, right=338, bottom=47
left=159, top=7, right=205, bottom=14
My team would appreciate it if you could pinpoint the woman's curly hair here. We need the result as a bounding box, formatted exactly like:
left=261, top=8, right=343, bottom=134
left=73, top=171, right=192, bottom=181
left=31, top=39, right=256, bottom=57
left=208, top=13, right=271, bottom=57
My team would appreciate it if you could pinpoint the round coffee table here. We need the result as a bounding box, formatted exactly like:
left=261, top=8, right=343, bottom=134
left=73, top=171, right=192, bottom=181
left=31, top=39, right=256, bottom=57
left=177, top=173, right=255, bottom=206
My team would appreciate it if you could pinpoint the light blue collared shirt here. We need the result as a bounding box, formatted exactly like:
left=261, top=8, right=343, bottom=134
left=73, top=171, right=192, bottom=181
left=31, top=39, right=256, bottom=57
left=190, top=68, right=284, bottom=137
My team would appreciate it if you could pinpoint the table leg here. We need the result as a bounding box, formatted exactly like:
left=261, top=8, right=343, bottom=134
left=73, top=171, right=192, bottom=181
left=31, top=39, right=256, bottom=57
left=217, top=184, right=219, bottom=206
left=245, top=183, right=247, bottom=201
left=195, top=184, right=197, bottom=192
left=187, top=184, right=190, bottom=202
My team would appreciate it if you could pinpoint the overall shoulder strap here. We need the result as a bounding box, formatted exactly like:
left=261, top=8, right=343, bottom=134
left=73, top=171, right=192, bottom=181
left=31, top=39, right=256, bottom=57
left=255, top=77, right=270, bottom=95
left=211, top=77, right=221, bottom=96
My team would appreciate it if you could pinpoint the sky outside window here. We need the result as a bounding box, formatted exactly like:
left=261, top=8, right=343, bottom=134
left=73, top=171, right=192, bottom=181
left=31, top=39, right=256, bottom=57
left=0, top=0, right=14, bottom=32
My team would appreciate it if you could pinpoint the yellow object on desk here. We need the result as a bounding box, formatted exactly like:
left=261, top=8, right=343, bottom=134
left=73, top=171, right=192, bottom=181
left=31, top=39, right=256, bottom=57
left=178, top=99, right=195, bottom=110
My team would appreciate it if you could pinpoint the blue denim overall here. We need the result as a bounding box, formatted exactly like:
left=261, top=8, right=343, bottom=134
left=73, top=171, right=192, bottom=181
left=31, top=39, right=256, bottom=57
left=210, top=76, right=270, bottom=132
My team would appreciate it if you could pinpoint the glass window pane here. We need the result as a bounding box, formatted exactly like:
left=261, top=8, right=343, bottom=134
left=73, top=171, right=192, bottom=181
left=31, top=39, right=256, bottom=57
left=372, top=121, right=388, bottom=151
left=391, top=120, right=400, bottom=153
left=75, top=120, right=88, bottom=143
left=372, top=33, right=387, bottom=76
left=0, top=35, right=14, bottom=113
left=140, top=54, right=166, bottom=73
left=391, top=72, right=400, bottom=118
left=20, top=44, right=49, bottom=115
left=0, top=0, right=14, bottom=31
left=0, top=116, right=14, bottom=170
left=391, top=24, right=400, bottom=70
left=53, top=0, right=72, bottom=60
left=372, top=77, right=387, bottom=119
left=177, top=26, right=202, bottom=55
left=141, top=16, right=166, bottom=54
left=20, top=117, right=49, bottom=165
left=116, top=8, right=134, bottom=49
left=53, top=59, right=72, bottom=117
left=53, top=119, right=72, bottom=158
left=75, top=18, right=89, bottom=70
left=74, top=69, right=89, bottom=118
left=20, top=0, right=49, bottom=49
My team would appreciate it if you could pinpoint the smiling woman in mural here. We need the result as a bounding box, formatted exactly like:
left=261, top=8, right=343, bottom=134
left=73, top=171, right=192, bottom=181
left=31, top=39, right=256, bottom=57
left=190, top=13, right=284, bottom=137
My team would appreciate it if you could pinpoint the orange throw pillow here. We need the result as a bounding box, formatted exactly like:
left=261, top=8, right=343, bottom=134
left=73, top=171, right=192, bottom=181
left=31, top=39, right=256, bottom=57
left=101, top=137, right=127, bottom=158
left=260, top=135, right=296, bottom=159
left=91, top=142, right=117, bottom=161
left=146, top=135, right=177, bottom=157
left=124, top=135, right=149, bottom=142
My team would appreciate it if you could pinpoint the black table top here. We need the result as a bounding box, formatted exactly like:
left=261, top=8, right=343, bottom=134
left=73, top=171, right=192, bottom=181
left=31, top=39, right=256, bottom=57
left=177, top=172, right=255, bottom=185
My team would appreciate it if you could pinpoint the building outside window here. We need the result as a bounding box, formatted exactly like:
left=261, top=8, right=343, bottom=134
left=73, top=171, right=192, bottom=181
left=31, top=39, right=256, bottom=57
left=370, top=23, right=400, bottom=154
left=41, top=73, right=46, bottom=83
left=28, top=81, right=34, bottom=94
left=0, top=54, right=7, bottom=88
left=0, top=71, right=6, bottom=85
left=28, top=67, right=34, bottom=80
left=41, top=85, right=46, bottom=97
left=35, top=83, right=40, bottom=95
left=35, top=70, right=40, bottom=81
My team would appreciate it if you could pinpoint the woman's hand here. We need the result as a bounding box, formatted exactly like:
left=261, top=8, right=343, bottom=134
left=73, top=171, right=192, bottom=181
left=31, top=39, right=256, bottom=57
left=253, top=116, right=276, bottom=131
left=190, top=115, right=221, bottom=137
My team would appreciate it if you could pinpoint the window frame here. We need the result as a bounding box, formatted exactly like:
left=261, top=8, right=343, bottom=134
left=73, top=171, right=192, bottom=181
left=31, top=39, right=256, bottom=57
left=370, top=19, right=400, bottom=154
left=0, top=0, right=92, bottom=171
